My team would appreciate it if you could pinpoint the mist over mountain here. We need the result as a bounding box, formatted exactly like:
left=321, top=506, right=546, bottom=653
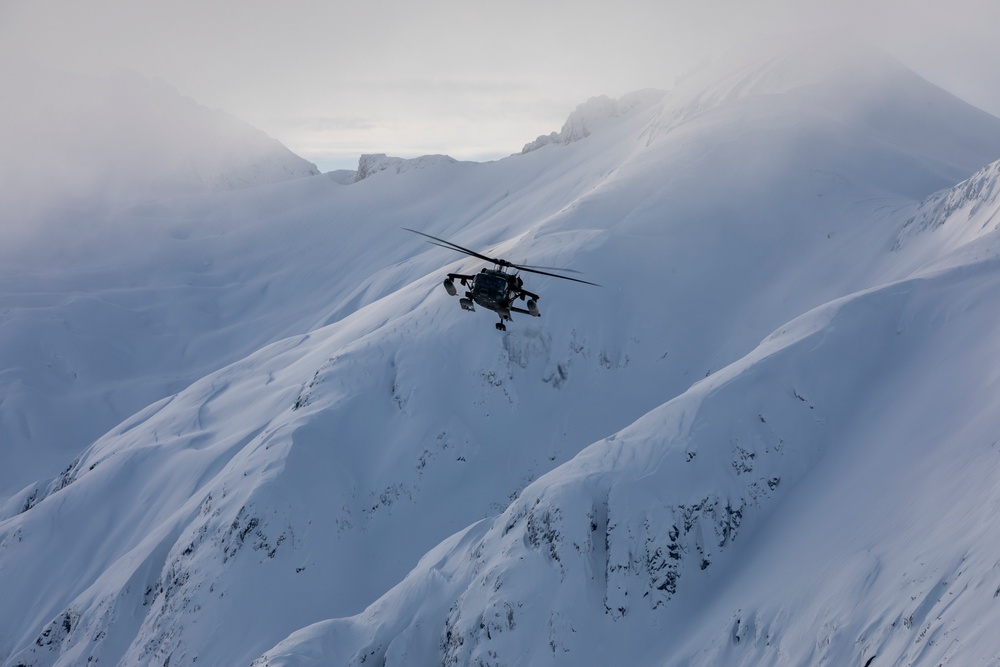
left=0, top=59, right=318, bottom=214
left=3, top=36, right=1000, bottom=667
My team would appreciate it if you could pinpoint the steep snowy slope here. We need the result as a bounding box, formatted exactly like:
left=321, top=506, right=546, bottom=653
left=3, top=38, right=1000, bottom=667
left=256, top=156, right=1000, bottom=666
left=257, top=214, right=1000, bottom=667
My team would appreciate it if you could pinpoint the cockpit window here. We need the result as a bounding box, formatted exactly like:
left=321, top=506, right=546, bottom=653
left=474, top=272, right=508, bottom=299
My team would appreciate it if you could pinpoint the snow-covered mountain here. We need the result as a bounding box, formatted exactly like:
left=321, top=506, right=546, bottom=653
left=4, top=36, right=1000, bottom=667
left=0, top=60, right=323, bottom=498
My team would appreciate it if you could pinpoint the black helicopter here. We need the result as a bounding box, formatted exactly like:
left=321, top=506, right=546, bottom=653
left=406, top=228, right=599, bottom=331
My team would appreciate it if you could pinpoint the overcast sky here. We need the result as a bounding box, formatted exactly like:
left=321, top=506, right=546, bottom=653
left=3, top=0, right=999, bottom=171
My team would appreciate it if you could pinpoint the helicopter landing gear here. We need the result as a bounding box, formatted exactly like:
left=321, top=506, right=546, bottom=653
left=495, top=321, right=507, bottom=331
left=459, top=297, right=475, bottom=311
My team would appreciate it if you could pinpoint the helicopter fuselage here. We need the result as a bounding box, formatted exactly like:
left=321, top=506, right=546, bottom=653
left=446, top=268, right=540, bottom=330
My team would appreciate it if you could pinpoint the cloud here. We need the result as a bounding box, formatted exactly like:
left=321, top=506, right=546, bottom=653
left=3, top=0, right=998, bottom=171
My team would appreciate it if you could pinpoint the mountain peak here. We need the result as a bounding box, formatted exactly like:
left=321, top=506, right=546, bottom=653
left=354, top=153, right=458, bottom=181
left=667, top=32, right=912, bottom=112
left=896, top=158, right=1000, bottom=250
left=521, top=89, right=664, bottom=153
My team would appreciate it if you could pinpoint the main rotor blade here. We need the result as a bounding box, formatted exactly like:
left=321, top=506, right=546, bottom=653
left=511, top=262, right=583, bottom=274
left=516, top=265, right=602, bottom=286
left=405, top=227, right=599, bottom=286
left=404, top=228, right=504, bottom=266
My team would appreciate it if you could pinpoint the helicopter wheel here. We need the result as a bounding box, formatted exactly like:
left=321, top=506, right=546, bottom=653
left=495, top=322, right=506, bottom=331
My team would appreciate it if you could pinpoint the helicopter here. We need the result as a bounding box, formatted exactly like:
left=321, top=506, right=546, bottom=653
left=406, top=228, right=599, bottom=331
